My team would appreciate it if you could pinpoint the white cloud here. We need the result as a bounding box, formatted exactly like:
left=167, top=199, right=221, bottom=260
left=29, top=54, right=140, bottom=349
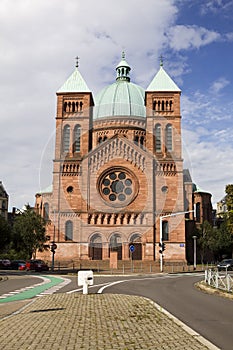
left=225, top=32, right=233, bottom=40
left=0, top=0, right=232, bottom=213
left=166, top=25, right=220, bottom=51
left=200, top=0, right=233, bottom=15
left=0, top=0, right=180, bottom=209
left=210, top=77, right=230, bottom=94
left=183, top=128, right=233, bottom=206
left=181, top=87, right=233, bottom=206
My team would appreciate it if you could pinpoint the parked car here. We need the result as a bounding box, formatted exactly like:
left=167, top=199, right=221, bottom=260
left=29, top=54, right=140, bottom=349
left=217, top=259, right=233, bottom=271
left=26, top=259, right=49, bottom=272
left=11, top=260, right=27, bottom=270
left=0, top=259, right=11, bottom=269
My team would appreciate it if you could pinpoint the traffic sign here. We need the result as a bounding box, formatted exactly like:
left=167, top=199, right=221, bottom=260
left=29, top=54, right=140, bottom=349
left=129, top=244, right=135, bottom=252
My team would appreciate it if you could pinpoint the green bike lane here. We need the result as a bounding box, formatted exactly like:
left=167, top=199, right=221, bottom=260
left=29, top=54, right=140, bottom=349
left=0, top=275, right=71, bottom=303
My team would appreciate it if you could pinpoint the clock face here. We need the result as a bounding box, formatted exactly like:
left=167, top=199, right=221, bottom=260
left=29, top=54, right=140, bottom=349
left=98, top=167, right=138, bottom=207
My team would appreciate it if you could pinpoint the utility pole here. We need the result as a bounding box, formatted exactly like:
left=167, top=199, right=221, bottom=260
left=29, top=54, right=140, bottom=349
left=192, top=235, right=197, bottom=270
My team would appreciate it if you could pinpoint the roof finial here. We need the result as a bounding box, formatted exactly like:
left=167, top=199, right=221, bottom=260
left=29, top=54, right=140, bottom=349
left=75, top=56, right=80, bottom=68
left=159, top=55, right=164, bottom=67
left=122, top=51, right=125, bottom=60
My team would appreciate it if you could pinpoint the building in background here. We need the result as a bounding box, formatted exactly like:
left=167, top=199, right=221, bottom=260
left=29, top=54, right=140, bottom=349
left=0, top=181, right=8, bottom=221
left=216, top=197, right=227, bottom=217
left=35, top=53, right=212, bottom=264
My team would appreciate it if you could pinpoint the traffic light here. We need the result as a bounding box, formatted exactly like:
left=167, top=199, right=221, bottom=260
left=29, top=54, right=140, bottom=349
left=159, top=242, right=166, bottom=254
left=50, top=242, right=57, bottom=253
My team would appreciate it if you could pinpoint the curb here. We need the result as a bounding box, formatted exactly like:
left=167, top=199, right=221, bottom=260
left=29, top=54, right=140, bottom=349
left=147, top=298, right=220, bottom=350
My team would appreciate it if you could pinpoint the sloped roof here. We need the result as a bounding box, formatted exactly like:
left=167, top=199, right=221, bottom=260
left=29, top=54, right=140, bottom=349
left=183, top=169, right=192, bottom=183
left=193, top=183, right=211, bottom=195
left=38, top=184, right=53, bottom=194
left=57, top=67, right=90, bottom=93
left=146, top=66, right=181, bottom=92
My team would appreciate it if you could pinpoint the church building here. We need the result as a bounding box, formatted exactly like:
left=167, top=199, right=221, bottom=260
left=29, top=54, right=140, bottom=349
left=35, top=52, right=194, bottom=264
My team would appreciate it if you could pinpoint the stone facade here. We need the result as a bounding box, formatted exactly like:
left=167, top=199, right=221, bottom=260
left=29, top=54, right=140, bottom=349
left=35, top=56, right=190, bottom=264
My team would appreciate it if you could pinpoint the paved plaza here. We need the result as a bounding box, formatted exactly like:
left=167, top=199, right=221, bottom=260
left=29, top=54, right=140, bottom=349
left=0, top=293, right=218, bottom=350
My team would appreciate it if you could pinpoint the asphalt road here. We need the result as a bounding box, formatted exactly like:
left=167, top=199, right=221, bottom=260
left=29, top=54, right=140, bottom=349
left=99, top=274, right=233, bottom=350
left=0, top=274, right=43, bottom=295
left=1, top=272, right=232, bottom=349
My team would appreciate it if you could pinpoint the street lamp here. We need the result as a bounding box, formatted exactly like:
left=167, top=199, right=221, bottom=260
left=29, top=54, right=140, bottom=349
left=192, top=236, right=197, bottom=270
left=159, top=209, right=195, bottom=272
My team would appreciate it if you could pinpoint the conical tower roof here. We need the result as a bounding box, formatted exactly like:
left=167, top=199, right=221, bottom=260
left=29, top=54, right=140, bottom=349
left=57, top=57, right=90, bottom=93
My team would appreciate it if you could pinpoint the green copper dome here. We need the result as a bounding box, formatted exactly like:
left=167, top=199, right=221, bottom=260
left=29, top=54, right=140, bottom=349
left=94, top=52, right=145, bottom=119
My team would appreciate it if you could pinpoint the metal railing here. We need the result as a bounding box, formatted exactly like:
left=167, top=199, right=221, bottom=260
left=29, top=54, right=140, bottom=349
left=204, top=269, right=233, bottom=293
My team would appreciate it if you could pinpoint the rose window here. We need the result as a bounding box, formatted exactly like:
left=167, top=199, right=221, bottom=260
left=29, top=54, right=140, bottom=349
left=99, top=169, right=137, bottom=206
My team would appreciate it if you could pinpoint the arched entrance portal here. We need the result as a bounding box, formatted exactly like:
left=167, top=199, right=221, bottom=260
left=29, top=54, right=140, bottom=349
left=109, top=234, right=122, bottom=260
left=89, top=234, right=102, bottom=260
left=129, top=233, right=142, bottom=260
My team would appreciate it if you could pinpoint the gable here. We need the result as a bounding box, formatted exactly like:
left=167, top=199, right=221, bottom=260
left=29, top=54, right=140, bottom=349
left=86, top=135, right=151, bottom=174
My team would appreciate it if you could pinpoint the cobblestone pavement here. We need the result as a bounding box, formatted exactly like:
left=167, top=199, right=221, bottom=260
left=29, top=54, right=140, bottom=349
left=0, top=293, right=218, bottom=350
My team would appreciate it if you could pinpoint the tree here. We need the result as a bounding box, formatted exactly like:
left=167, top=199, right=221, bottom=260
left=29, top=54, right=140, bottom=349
left=225, top=184, right=233, bottom=235
left=13, top=205, right=48, bottom=259
left=197, top=221, right=214, bottom=264
left=0, top=216, right=11, bottom=254
left=212, top=217, right=233, bottom=260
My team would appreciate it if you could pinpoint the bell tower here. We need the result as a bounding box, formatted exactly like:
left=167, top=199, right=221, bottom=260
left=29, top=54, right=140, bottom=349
left=52, top=58, right=94, bottom=228
left=145, top=58, right=185, bottom=258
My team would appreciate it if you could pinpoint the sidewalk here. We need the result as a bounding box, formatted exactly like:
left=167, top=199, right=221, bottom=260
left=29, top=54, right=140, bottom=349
left=0, top=293, right=218, bottom=350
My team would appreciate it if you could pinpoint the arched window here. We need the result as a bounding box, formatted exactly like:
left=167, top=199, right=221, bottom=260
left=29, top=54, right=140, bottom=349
left=165, top=124, right=172, bottom=151
left=89, top=234, right=102, bottom=260
left=140, top=136, right=144, bottom=148
left=129, top=233, right=142, bottom=260
left=162, top=100, right=165, bottom=111
left=162, top=221, right=169, bottom=241
left=155, top=124, right=161, bottom=152
left=73, top=124, right=81, bottom=152
left=63, top=125, right=70, bottom=153
left=44, top=203, right=49, bottom=221
left=63, top=102, right=67, bottom=112
left=169, top=100, right=173, bottom=110
left=109, top=234, right=122, bottom=260
left=65, top=220, right=73, bottom=241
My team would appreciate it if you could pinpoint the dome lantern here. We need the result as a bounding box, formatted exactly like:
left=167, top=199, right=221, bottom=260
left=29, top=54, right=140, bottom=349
left=116, top=51, right=131, bottom=82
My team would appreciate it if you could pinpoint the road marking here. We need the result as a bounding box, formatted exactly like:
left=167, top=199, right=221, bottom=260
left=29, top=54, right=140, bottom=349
left=96, top=273, right=205, bottom=293
left=0, top=275, right=71, bottom=302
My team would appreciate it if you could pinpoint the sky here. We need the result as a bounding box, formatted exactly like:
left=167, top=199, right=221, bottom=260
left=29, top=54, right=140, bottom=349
left=0, top=0, right=233, bottom=210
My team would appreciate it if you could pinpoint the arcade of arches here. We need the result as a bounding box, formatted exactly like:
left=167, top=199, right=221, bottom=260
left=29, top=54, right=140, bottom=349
left=89, top=233, right=142, bottom=261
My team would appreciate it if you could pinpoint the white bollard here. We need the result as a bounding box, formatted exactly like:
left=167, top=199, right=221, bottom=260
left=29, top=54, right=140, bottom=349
left=78, top=270, right=94, bottom=295
left=83, top=280, right=88, bottom=295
